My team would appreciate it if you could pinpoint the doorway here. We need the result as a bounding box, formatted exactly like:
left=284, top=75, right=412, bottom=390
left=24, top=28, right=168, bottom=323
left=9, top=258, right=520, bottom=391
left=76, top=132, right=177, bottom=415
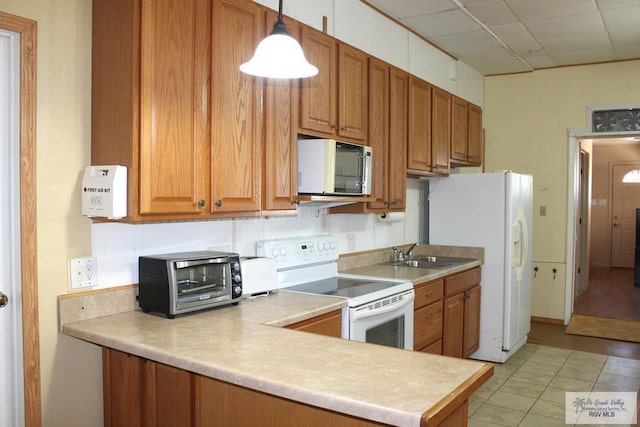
left=0, top=11, right=40, bottom=426
left=571, top=137, right=640, bottom=322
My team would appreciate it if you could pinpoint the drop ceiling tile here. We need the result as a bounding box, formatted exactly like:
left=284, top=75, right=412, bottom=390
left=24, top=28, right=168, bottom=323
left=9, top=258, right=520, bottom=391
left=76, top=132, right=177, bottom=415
left=602, top=6, right=640, bottom=44
left=365, top=0, right=455, bottom=19
left=520, top=54, right=557, bottom=69
left=596, top=0, right=640, bottom=10
left=615, top=44, right=640, bottom=59
left=401, top=9, right=481, bottom=37
left=506, top=0, right=597, bottom=22
left=540, top=32, right=612, bottom=54
left=461, top=46, right=533, bottom=74
left=465, top=0, right=519, bottom=26
left=490, top=23, right=538, bottom=53
left=548, top=47, right=616, bottom=65
left=525, top=13, right=605, bottom=41
left=430, top=30, right=501, bottom=55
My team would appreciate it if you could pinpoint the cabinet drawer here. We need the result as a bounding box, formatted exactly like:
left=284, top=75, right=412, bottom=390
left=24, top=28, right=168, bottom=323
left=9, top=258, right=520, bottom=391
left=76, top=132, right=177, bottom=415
left=418, top=339, right=442, bottom=355
left=445, top=267, right=480, bottom=296
left=413, top=300, right=443, bottom=351
left=414, top=279, right=443, bottom=309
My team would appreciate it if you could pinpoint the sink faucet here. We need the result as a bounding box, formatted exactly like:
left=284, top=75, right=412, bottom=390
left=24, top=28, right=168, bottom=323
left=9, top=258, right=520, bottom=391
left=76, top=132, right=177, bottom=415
left=392, top=243, right=418, bottom=263
left=405, top=243, right=418, bottom=259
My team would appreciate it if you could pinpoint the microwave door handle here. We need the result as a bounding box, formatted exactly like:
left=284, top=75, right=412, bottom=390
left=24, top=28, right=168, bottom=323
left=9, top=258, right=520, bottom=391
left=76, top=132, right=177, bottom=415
left=351, top=293, right=415, bottom=321
left=361, top=151, right=371, bottom=193
left=356, top=153, right=364, bottom=189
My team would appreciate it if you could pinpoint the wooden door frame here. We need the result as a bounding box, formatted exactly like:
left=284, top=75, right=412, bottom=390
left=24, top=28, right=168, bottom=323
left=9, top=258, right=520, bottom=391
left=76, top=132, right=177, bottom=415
left=0, top=11, right=40, bottom=426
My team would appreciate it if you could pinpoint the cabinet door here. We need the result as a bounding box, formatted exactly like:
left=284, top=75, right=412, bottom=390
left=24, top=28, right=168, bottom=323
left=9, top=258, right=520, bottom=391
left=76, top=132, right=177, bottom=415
left=468, top=104, right=483, bottom=165
left=338, top=43, right=368, bottom=140
left=388, top=67, right=408, bottom=209
left=262, top=10, right=299, bottom=212
left=442, top=293, right=464, bottom=358
left=407, top=76, right=432, bottom=173
left=300, top=26, right=337, bottom=135
left=139, top=0, right=211, bottom=215
left=285, top=310, right=342, bottom=338
left=103, top=348, right=143, bottom=427
left=463, top=285, right=481, bottom=358
left=450, top=97, right=468, bottom=162
left=366, top=57, right=389, bottom=211
left=143, top=360, right=193, bottom=427
left=211, top=0, right=263, bottom=213
left=431, top=87, right=451, bottom=175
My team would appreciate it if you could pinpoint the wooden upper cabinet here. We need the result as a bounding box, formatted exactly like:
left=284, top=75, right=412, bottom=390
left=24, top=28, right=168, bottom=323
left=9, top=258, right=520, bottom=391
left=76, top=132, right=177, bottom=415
left=92, top=0, right=212, bottom=220
left=450, top=96, right=469, bottom=163
left=387, top=66, right=408, bottom=210
left=330, top=60, right=406, bottom=215
left=261, top=9, right=299, bottom=212
left=338, top=44, right=368, bottom=140
left=210, top=0, right=263, bottom=213
left=431, top=87, right=451, bottom=175
left=468, top=103, right=483, bottom=165
left=299, top=26, right=368, bottom=141
left=407, top=76, right=432, bottom=173
left=451, top=97, right=483, bottom=166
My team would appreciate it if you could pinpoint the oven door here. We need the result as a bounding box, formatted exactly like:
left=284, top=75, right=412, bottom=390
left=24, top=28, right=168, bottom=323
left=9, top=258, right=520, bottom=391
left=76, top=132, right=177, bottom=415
left=346, top=289, right=414, bottom=350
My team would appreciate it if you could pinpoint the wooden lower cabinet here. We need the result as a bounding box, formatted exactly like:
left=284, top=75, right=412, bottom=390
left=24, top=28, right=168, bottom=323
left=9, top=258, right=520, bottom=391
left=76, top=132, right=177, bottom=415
left=413, top=279, right=443, bottom=353
left=195, top=376, right=385, bottom=426
left=442, top=268, right=482, bottom=359
left=103, top=348, right=193, bottom=427
left=284, top=309, right=342, bottom=338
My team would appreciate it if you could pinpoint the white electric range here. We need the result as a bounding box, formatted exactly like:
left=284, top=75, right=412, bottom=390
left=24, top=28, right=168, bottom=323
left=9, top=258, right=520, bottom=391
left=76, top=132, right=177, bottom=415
left=257, top=235, right=414, bottom=350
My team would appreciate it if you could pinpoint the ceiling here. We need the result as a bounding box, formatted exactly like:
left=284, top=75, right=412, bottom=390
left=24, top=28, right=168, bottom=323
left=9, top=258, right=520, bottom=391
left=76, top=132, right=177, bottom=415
left=364, top=0, right=640, bottom=75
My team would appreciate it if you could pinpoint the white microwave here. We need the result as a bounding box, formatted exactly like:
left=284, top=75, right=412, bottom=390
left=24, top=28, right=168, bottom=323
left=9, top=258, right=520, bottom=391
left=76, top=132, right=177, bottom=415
left=297, top=138, right=372, bottom=195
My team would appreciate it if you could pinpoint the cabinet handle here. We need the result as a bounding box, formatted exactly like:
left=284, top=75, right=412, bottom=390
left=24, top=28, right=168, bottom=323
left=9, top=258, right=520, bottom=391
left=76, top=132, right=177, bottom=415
left=215, top=199, right=222, bottom=208
left=331, top=124, right=339, bottom=129
left=197, top=199, right=205, bottom=208
left=464, top=294, right=470, bottom=300
left=340, top=126, right=348, bottom=131
left=425, top=292, right=434, bottom=297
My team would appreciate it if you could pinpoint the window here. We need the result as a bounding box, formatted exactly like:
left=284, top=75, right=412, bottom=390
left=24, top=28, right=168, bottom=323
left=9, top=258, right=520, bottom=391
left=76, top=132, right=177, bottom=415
left=622, top=169, right=640, bottom=183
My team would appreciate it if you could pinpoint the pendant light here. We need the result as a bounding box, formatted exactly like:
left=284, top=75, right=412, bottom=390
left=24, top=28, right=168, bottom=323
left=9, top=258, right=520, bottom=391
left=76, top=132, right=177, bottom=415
left=240, top=0, right=318, bottom=79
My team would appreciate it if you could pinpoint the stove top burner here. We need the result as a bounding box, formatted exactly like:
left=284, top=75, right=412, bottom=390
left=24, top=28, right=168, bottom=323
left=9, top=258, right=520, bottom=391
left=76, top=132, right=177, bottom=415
left=283, top=275, right=413, bottom=307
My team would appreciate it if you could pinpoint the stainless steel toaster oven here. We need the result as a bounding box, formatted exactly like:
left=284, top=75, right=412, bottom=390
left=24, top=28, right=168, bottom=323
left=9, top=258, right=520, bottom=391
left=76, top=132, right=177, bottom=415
left=138, top=251, right=242, bottom=318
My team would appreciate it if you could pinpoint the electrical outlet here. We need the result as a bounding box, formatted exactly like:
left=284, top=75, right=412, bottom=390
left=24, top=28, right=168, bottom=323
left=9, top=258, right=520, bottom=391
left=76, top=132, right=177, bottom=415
left=346, top=234, right=356, bottom=252
left=69, top=257, right=97, bottom=290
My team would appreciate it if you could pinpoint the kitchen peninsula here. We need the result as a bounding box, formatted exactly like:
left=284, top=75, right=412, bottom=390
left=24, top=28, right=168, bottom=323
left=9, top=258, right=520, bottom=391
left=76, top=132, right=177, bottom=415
left=61, top=252, right=492, bottom=427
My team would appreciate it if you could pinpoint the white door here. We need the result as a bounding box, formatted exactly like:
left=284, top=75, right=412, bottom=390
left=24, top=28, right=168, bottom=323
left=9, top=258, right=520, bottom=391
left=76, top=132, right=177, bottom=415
left=0, top=28, right=25, bottom=427
left=611, top=163, right=640, bottom=268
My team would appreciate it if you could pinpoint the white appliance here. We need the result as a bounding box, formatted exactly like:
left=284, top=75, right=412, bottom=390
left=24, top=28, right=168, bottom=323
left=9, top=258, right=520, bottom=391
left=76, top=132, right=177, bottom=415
left=257, top=235, right=414, bottom=350
left=297, top=139, right=372, bottom=196
left=428, top=171, right=533, bottom=363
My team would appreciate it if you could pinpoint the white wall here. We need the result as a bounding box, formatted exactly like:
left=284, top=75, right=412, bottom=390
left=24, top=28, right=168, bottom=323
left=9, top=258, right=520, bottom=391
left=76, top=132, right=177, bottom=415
left=93, top=179, right=422, bottom=287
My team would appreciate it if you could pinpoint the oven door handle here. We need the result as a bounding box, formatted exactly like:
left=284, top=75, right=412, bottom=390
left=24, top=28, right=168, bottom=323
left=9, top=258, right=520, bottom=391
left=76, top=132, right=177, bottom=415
left=351, top=293, right=414, bottom=321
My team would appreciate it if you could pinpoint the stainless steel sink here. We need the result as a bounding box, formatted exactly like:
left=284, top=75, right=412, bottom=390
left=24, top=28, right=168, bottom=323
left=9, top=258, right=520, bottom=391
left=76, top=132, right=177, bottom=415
left=384, top=256, right=475, bottom=269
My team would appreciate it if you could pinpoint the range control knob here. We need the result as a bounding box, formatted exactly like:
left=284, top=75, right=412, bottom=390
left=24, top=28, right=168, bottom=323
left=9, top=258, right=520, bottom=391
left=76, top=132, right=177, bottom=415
left=234, top=274, right=242, bottom=283
left=232, top=262, right=240, bottom=270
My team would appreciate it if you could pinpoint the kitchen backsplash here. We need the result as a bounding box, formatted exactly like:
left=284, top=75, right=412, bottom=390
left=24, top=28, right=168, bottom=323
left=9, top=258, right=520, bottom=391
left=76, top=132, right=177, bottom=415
left=91, top=179, right=422, bottom=288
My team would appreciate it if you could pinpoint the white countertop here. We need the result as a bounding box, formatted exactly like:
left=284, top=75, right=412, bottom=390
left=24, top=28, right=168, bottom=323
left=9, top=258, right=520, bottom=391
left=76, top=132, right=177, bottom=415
left=62, top=290, right=492, bottom=427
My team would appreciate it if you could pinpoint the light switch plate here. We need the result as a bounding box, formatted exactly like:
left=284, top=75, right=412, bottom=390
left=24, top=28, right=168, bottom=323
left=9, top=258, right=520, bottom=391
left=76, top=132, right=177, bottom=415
left=69, top=257, right=97, bottom=290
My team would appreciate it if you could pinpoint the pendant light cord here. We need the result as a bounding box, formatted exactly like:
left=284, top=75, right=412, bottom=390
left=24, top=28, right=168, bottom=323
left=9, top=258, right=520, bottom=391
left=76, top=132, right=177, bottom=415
left=270, top=0, right=289, bottom=36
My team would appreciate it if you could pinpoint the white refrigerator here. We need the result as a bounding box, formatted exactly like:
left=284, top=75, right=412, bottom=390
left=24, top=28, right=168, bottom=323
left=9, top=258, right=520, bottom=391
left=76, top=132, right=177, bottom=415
left=429, top=171, right=533, bottom=363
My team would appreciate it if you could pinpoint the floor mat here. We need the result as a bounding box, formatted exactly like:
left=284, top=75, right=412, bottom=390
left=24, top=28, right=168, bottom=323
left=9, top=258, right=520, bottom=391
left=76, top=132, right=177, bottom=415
left=566, top=314, right=640, bottom=343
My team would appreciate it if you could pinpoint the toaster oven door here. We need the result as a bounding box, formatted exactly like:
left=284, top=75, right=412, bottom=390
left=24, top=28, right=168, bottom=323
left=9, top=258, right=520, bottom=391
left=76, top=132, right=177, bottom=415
left=172, top=260, right=233, bottom=312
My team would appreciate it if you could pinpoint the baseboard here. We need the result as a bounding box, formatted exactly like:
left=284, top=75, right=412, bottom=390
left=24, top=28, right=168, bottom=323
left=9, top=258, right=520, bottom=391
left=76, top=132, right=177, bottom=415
left=531, top=316, right=564, bottom=325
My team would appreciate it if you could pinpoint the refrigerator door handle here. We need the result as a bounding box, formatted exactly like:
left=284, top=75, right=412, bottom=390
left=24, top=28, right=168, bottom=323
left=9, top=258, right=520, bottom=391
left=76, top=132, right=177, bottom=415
left=515, top=207, right=529, bottom=281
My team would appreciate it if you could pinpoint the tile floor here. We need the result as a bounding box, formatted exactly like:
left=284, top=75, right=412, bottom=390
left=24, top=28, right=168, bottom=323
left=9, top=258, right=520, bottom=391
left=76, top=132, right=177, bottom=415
left=468, top=343, right=640, bottom=426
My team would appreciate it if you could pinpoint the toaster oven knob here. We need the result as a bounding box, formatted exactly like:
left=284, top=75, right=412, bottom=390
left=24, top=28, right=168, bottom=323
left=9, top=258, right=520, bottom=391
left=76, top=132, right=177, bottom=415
left=232, top=285, right=242, bottom=298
